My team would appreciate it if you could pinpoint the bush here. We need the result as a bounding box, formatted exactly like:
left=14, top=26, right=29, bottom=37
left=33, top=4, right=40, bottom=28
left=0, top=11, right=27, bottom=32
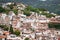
left=12, top=9, right=18, bottom=15
left=23, top=9, right=31, bottom=16
left=40, top=12, right=55, bottom=18
left=48, top=23, right=60, bottom=29
left=25, top=6, right=47, bottom=13
left=0, top=25, right=9, bottom=31
left=3, top=26, right=9, bottom=31
left=24, top=37, right=30, bottom=40
left=14, top=30, right=20, bottom=36
left=25, top=6, right=39, bottom=13
left=0, top=6, right=10, bottom=14
left=38, top=8, right=47, bottom=11
left=0, top=6, right=6, bottom=13
left=0, top=25, right=4, bottom=28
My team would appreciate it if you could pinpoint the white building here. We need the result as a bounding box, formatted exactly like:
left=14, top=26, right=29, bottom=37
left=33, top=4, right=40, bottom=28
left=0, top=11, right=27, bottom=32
left=7, top=34, right=21, bottom=40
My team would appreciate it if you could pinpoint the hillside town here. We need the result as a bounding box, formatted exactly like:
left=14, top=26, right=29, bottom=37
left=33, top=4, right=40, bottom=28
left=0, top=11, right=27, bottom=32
left=0, top=2, right=60, bottom=40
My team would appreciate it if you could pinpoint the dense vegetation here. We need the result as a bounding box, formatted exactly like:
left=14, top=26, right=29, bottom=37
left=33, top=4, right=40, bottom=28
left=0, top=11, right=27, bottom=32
left=23, top=6, right=55, bottom=17
left=25, top=6, right=47, bottom=13
left=25, top=6, right=40, bottom=13
left=0, top=6, right=5, bottom=13
left=40, top=12, right=55, bottom=18
left=0, top=3, right=17, bottom=14
left=48, top=23, right=60, bottom=29
left=12, top=9, right=18, bottom=15
left=0, top=4, right=58, bottom=17
left=0, top=6, right=9, bottom=13
left=9, top=25, right=20, bottom=36
left=0, top=25, right=20, bottom=36
left=23, top=9, right=31, bottom=16
left=7, top=4, right=18, bottom=15
left=0, top=25, right=9, bottom=31
left=23, top=6, right=47, bottom=16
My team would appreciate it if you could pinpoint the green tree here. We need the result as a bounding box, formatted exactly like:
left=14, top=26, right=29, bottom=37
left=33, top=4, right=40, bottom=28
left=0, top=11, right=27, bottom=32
left=23, top=6, right=48, bottom=16
left=48, top=23, right=60, bottom=29
left=25, top=6, right=39, bottom=13
left=24, top=37, right=30, bottom=40
left=9, top=25, right=14, bottom=34
left=23, top=9, right=31, bottom=16
left=0, top=25, right=9, bottom=31
left=0, top=6, right=5, bottom=13
left=0, top=6, right=10, bottom=14
left=40, top=12, right=55, bottom=18
left=14, top=30, right=20, bottom=36
left=0, top=25, right=4, bottom=28
left=3, top=26, right=9, bottom=31
left=12, top=9, right=18, bottom=15
left=38, top=8, right=47, bottom=11
left=25, top=6, right=47, bottom=13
